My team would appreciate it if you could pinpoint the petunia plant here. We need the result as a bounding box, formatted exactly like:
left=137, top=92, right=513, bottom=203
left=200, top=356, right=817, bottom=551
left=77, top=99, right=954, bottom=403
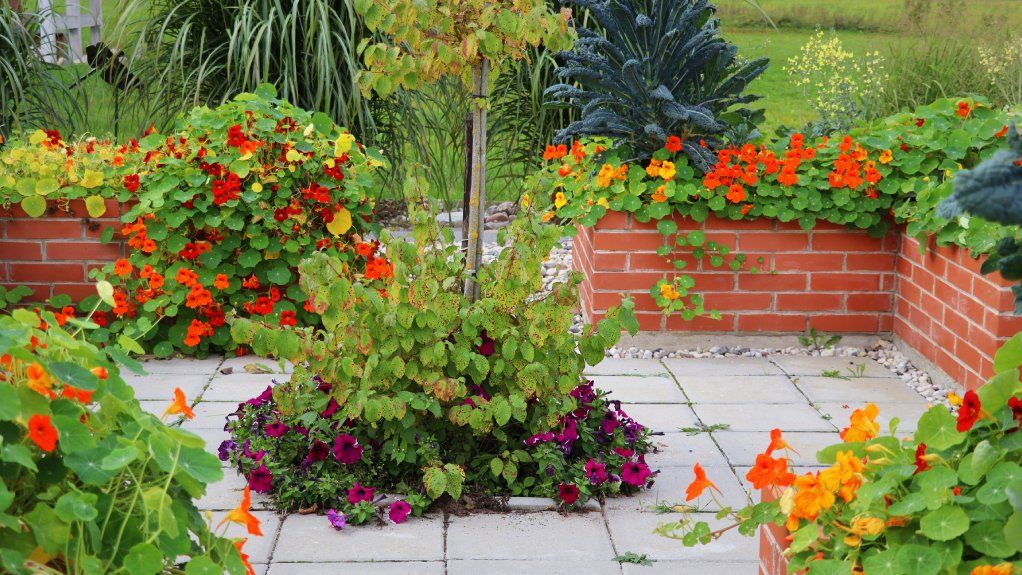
left=84, top=84, right=384, bottom=356
left=658, top=334, right=1022, bottom=575
left=222, top=183, right=655, bottom=525
left=531, top=98, right=1018, bottom=319
left=0, top=287, right=260, bottom=574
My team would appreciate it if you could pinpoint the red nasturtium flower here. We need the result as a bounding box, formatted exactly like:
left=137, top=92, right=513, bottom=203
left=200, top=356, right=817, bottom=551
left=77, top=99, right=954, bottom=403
left=913, top=443, right=930, bottom=475
left=956, top=390, right=983, bottom=432
left=995, top=125, right=1008, bottom=138
left=27, top=414, right=59, bottom=452
left=279, top=310, right=297, bottom=327
left=542, top=144, right=567, bottom=161
left=123, top=173, right=140, bottom=192
left=956, top=100, right=972, bottom=118
left=214, top=274, right=230, bottom=290
left=113, top=259, right=133, bottom=277
left=1008, top=397, right=1022, bottom=429
left=664, top=135, right=682, bottom=153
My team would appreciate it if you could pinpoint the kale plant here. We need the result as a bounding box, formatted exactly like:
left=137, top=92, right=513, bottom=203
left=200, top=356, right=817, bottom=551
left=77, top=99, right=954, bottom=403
left=545, top=0, right=769, bottom=171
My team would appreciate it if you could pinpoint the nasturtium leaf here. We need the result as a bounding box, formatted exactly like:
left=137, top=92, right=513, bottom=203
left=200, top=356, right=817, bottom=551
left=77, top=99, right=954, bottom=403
left=862, top=548, right=903, bottom=575
left=52, top=414, right=96, bottom=452
left=20, top=195, right=46, bottom=217
left=915, top=406, right=965, bottom=450
left=1005, top=511, right=1022, bottom=553
left=2, top=444, right=38, bottom=471
left=35, top=177, right=60, bottom=195
left=96, top=280, right=116, bottom=306
left=965, top=520, right=1015, bottom=558
left=48, top=361, right=99, bottom=391
left=267, top=264, right=292, bottom=285
left=23, top=503, right=69, bottom=553
left=178, top=446, right=223, bottom=484
left=993, top=332, right=1022, bottom=372
left=958, top=440, right=1000, bottom=485
left=895, top=544, right=941, bottom=575
left=64, top=445, right=117, bottom=485
left=977, top=370, right=1021, bottom=412
left=54, top=491, right=98, bottom=521
left=789, top=522, right=818, bottom=552
left=84, top=195, right=107, bottom=217
left=184, top=555, right=221, bottom=575
left=919, top=505, right=970, bottom=541
left=124, top=542, right=164, bottom=575
left=0, top=384, right=20, bottom=420
left=327, top=206, right=353, bottom=236
left=808, top=559, right=853, bottom=575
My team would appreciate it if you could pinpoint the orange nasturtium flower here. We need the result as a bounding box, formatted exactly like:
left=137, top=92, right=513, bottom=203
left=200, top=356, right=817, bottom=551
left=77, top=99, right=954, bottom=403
left=659, top=283, right=680, bottom=301
left=822, top=450, right=865, bottom=502
left=969, top=565, right=1014, bottom=575
left=766, top=428, right=796, bottom=455
left=220, top=485, right=263, bottom=536
left=554, top=192, right=568, bottom=209
left=839, top=403, right=880, bottom=443
left=26, top=363, right=55, bottom=398
left=684, top=463, right=720, bottom=501
left=163, top=387, right=195, bottom=420
left=746, top=453, right=795, bottom=490
left=28, top=414, right=59, bottom=452
left=878, top=149, right=893, bottom=164
left=234, top=539, right=257, bottom=575
left=113, top=259, right=133, bottom=277
left=214, top=274, right=231, bottom=290
left=651, top=185, right=668, bottom=203
left=788, top=471, right=838, bottom=527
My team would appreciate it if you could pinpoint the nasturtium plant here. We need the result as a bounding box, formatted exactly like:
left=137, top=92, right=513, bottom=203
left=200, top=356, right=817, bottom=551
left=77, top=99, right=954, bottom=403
left=0, top=300, right=256, bottom=575
left=84, top=85, right=384, bottom=357
left=223, top=195, right=654, bottom=522
left=530, top=98, right=1018, bottom=318
left=660, top=333, right=1022, bottom=575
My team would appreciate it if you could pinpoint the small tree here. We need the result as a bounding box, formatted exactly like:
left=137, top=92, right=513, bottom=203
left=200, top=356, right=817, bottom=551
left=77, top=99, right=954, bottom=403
left=353, top=0, right=574, bottom=296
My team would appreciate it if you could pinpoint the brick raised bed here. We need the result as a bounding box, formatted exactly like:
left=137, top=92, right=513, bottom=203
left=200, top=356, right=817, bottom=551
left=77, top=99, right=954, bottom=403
left=575, top=211, right=1018, bottom=389
left=758, top=488, right=789, bottom=575
left=0, top=200, right=125, bottom=302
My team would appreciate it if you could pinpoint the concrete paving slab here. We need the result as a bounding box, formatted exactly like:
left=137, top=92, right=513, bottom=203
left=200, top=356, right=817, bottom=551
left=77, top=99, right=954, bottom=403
left=662, top=357, right=784, bottom=377
left=180, top=401, right=244, bottom=430
left=595, top=376, right=687, bottom=404
left=584, top=358, right=669, bottom=376
left=713, top=431, right=842, bottom=468
left=673, top=376, right=806, bottom=404
left=622, top=561, right=758, bottom=574
left=770, top=355, right=889, bottom=378
left=219, top=355, right=294, bottom=375
left=648, top=433, right=730, bottom=468
left=136, top=356, right=222, bottom=374
left=604, top=509, right=757, bottom=562
left=605, top=465, right=751, bottom=513
left=124, top=373, right=210, bottom=400
left=816, top=401, right=930, bottom=434
left=200, top=373, right=283, bottom=403
left=446, top=512, right=614, bottom=561
left=793, top=376, right=924, bottom=404
left=690, top=402, right=836, bottom=432
left=273, top=513, right=445, bottom=562
left=267, top=562, right=444, bottom=574
left=621, top=403, right=700, bottom=433
left=448, top=560, right=621, bottom=575
left=196, top=469, right=273, bottom=511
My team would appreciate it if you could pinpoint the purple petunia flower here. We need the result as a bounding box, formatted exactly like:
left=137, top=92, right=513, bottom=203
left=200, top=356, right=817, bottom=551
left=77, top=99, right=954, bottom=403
left=248, top=463, right=273, bottom=493
left=524, top=431, right=556, bottom=447
left=388, top=500, right=411, bottom=524
left=217, top=439, right=236, bottom=462
left=246, top=386, right=274, bottom=407
left=476, top=331, right=495, bottom=357
left=569, top=380, right=596, bottom=404
left=621, top=461, right=652, bottom=487
left=347, top=482, right=375, bottom=505
left=600, top=411, right=620, bottom=435
left=326, top=508, right=347, bottom=531
left=264, top=421, right=290, bottom=438
left=333, top=434, right=364, bottom=464
left=585, top=459, right=608, bottom=485
left=320, top=398, right=340, bottom=418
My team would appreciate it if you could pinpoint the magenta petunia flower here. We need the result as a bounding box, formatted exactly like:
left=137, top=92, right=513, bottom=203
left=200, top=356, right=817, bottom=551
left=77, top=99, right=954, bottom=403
left=585, top=459, right=608, bottom=485
left=320, top=398, right=340, bottom=418
left=476, top=331, right=495, bottom=356
left=305, top=439, right=329, bottom=464
left=614, top=447, right=635, bottom=459
left=248, top=463, right=273, bottom=493
left=621, top=461, right=652, bottom=486
left=388, top=500, right=411, bottom=524
left=347, top=482, right=375, bottom=505
left=332, top=434, right=364, bottom=464
left=525, top=431, right=556, bottom=447
left=264, top=421, right=290, bottom=438
left=558, top=483, right=580, bottom=505
left=326, top=509, right=347, bottom=531
left=600, top=411, right=620, bottom=434
left=247, top=386, right=274, bottom=407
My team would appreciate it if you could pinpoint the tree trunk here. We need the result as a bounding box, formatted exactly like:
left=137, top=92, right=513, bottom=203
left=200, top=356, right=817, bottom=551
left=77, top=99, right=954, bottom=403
left=462, top=58, right=489, bottom=299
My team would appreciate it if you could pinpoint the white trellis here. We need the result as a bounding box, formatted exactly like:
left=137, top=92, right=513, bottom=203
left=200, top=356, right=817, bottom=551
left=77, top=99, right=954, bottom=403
left=38, top=0, right=102, bottom=64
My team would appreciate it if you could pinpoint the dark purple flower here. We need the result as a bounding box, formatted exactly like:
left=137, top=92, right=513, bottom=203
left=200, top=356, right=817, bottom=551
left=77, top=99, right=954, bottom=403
left=524, top=431, right=556, bottom=447
left=585, top=459, right=608, bottom=485
left=314, top=376, right=332, bottom=393
left=305, top=440, right=329, bottom=464
left=248, top=463, right=273, bottom=492
left=558, top=483, right=580, bottom=505
left=264, top=421, right=290, bottom=438
left=241, top=440, right=266, bottom=462
left=246, top=386, right=274, bottom=407
left=621, top=461, right=651, bottom=487
left=217, top=439, right=236, bottom=462
left=600, top=412, right=620, bottom=435
left=570, top=380, right=596, bottom=404
left=321, top=398, right=340, bottom=418
left=294, top=425, right=309, bottom=436
left=388, top=500, right=411, bottom=524
left=326, top=509, right=347, bottom=530
left=333, top=434, right=363, bottom=464
left=476, top=331, right=495, bottom=356
left=557, top=418, right=579, bottom=445
left=347, top=482, right=375, bottom=505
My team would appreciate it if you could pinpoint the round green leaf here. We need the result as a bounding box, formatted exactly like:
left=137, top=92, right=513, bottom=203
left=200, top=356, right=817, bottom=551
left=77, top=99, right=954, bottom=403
left=919, top=505, right=970, bottom=541
left=20, top=195, right=46, bottom=217
left=124, top=542, right=164, bottom=575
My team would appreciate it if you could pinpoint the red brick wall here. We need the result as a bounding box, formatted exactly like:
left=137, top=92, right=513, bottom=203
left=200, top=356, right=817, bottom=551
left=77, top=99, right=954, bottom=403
left=893, top=236, right=1021, bottom=390
left=759, top=488, right=789, bottom=575
left=575, top=212, right=899, bottom=333
left=0, top=200, right=125, bottom=302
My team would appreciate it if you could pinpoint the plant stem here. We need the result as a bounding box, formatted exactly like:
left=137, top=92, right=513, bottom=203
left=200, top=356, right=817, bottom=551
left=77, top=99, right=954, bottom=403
left=462, top=58, right=489, bottom=300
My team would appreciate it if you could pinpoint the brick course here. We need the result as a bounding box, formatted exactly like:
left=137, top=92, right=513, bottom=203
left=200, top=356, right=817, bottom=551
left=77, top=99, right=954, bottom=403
left=0, top=200, right=125, bottom=301
left=575, top=211, right=1018, bottom=389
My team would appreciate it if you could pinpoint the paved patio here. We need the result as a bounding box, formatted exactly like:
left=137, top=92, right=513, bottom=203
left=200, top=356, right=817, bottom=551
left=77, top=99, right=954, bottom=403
left=129, top=353, right=931, bottom=575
